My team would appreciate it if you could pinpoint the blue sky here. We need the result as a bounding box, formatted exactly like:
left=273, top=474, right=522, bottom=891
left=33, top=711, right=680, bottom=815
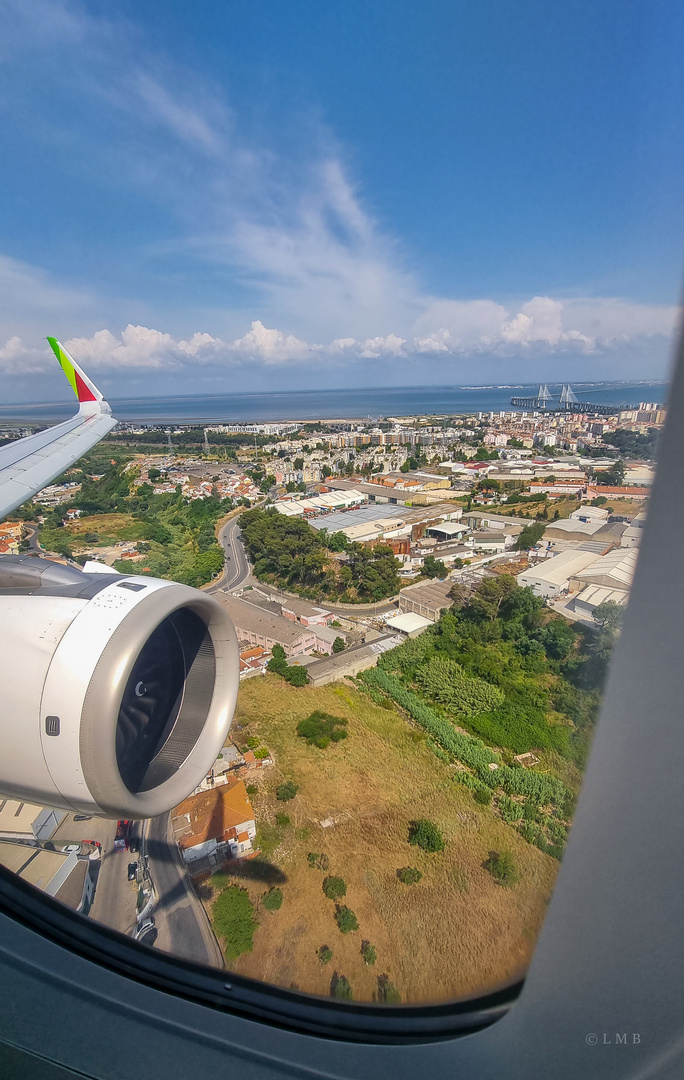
left=0, top=0, right=683, bottom=401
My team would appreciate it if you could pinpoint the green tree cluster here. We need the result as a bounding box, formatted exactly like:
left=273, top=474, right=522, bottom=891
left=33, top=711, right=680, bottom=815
left=212, top=885, right=259, bottom=960
left=297, top=711, right=348, bottom=748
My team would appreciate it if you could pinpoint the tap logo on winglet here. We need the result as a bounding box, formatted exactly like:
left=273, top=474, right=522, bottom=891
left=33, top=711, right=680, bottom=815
left=47, top=336, right=101, bottom=404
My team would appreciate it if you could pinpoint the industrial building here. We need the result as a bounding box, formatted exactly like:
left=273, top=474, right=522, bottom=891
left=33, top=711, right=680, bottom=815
left=517, top=550, right=599, bottom=599
left=0, top=841, right=95, bottom=914
left=216, top=594, right=318, bottom=656
left=385, top=611, right=434, bottom=638
left=398, top=579, right=455, bottom=621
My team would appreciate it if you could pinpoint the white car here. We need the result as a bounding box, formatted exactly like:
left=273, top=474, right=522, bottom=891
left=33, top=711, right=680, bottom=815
left=60, top=845, right=80, bottom=855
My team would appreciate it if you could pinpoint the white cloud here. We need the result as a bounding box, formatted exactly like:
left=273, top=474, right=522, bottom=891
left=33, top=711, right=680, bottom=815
left=232, top=321, right=310, bottom=364
left=360, top=334, right=406, bottom=358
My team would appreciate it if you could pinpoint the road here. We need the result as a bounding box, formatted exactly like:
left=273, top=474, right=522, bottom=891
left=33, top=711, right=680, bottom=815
left=50, top=813, right=139, bottom=936
left=144, top=813, right=223, bottom=968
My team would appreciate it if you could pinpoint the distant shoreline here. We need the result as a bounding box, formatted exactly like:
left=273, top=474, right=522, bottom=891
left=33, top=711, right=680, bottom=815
left=0, top=380, right=668, bottom=426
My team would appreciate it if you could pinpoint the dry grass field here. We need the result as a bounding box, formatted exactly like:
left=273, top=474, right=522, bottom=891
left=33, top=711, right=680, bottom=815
left=210, top=675, right=559, bottom=1004
left=64, top=513, right=143, bottom=546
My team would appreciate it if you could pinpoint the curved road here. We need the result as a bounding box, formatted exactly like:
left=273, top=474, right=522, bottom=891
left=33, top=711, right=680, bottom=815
left=206, top=510, right=398, bottom=616
left=205, top=513, right=252, bottom=594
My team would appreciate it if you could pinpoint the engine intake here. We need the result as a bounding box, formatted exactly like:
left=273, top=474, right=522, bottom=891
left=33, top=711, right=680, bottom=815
left=0, top=557, right=239, bottom=818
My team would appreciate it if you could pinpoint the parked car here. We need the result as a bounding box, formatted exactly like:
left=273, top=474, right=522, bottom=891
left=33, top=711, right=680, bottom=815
left=127, top=862, right=138, bottom=881
left=137, top=926, right=158, bottom=947
left=134, top=917, right=155, bottom=941
left=60, top=845, right=80, bottom=855
left=128, top=836, right=140, bottom=853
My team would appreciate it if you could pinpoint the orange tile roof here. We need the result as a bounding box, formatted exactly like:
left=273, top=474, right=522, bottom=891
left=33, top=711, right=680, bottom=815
left=172, top=780, right=254, bottom=851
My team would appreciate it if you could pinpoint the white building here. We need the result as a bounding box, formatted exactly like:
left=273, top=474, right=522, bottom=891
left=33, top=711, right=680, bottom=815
left=517, top=550, right=599, bottom=599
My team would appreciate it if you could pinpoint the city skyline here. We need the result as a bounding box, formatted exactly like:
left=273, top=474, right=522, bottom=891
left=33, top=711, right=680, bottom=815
left=1, top=0, right=683, bottom=401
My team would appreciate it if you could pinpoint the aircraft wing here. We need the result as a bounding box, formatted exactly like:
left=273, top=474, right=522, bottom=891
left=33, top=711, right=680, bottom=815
left=0, top=338, right=117, bottom=519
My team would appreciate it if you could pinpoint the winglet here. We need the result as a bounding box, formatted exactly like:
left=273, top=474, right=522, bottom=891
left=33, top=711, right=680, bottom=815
left=47, top=337, right=111, bottom=415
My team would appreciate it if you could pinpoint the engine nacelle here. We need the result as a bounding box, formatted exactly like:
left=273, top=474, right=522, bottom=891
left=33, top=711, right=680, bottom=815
left=0, top=557, right=239, bottom=818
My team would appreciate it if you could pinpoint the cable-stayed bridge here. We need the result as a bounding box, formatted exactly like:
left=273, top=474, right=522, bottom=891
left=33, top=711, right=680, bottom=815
left=510, top=384, right=623, bottom=416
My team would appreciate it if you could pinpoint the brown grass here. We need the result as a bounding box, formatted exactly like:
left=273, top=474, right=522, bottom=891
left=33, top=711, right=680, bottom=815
left=213, top=676, right=558, bottom=1004
left=64, top=513, right=143, bottom=545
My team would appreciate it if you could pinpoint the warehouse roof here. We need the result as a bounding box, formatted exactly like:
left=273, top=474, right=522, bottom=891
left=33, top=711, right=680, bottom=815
left=574, top=548, right=638, bottom=589
left=518, top=549, right=598, bottom=587
left=217, top=595, right=314, bottom=645
left=385, top=612, right=434, bottom=635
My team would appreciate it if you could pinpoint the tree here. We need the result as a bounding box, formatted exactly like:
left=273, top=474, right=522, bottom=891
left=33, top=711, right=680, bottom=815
left=332, top=636, right=346, bottom=653
left=397, top=866, right=422, bottom=884
left=408, top=819, right=444, bottom=853
left=600, top=459, right=626, bottom=487
left=335, top=906, right=359, bottom=933
left=297, top=711, right=348, bottom=748
left=423, top=554, right=448, bottom=579
left=323, top=876, right=347, bottom=901
left=276, top=780, right=299, bottom=801
left=330, top=973, right=353, bottom=1000
left=318, top=945, right=333, bottom=964
left=293, top=458, right=304, bottom=471
left=361, top=941, right=377, bottom=965
left=284, top=665, right=309, bottom=687
left=514, top=521, right=546, bottom=550
left=212, top=885, right=259, bottom=960
left=375, top=975, right=401, bottom=1004
left=593, top=600, right=624, bottom=635
left=262, top=887, right=283, bottom=912
left=484, top=849, right=519, bottom=887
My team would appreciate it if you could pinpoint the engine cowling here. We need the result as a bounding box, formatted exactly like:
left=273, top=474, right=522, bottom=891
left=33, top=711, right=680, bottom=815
left=0, top=557, right=239, bottom=818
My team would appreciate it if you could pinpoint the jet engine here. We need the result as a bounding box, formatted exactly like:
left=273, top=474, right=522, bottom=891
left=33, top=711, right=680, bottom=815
left=0, top=556, right=239, bottom=818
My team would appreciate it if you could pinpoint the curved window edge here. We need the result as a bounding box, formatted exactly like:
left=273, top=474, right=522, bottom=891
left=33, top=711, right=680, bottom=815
left=0, top=864, right=521, bottom=1044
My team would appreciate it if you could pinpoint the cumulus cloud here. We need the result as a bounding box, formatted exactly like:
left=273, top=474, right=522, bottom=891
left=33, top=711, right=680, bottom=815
left=231, top=321, right=311, bottom=364
left=360, top=333, right=406, bottom=358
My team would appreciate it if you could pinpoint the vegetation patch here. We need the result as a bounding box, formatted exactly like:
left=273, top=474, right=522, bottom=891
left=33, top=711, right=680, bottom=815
left=276, top=780, right=299, bottom=801
left=484, top=850, right=520, bottom=888
left=335, top=906, right=359, bottom=934
left=408, top=819, right=445, bottom=853
left=212, top=885, right=259, bottom=960
left=262, top=887, right=283, bottom=912
left=323, top=876, right=347, bottom=901
left=331, top=973, right=354, bottom=1000
left=397, top=866, right=423, bottom=885
left=297, top=710, right=348, bottom=748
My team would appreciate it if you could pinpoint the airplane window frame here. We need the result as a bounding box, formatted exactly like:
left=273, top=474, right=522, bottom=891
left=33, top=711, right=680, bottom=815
left=0, top=862, right=519, bottom=1043
left=0, top=341, right=680, bottom=1055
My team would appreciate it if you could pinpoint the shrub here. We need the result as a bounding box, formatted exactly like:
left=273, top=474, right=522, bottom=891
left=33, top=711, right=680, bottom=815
left=318, top=945, right=333, bottom=964
left=361, top=941, right=377, bottom=966
left=415, top=656, right=504, bottom=718
left=484, top=850, right=520, bottom=887
left=397, top=866, right=422, bottom=885
left=474, top=786, right=492, bottom=805
left=212, top=885, right=258, bottom=960
left=246, top=737, right=260, bottom=749
left=245, top=783, right=258, bottom=796
left=297, top=710, right=348, bottom=749
left=323, top=876, right=347, bottom=901
left=375, top=974, right=401, bottom=1004
left=276, top=781, right=299, bottom=801
left=254, top=747, right=270, bottom=759
left=360, top=669, right=498, bottom=771
left=408, top=819, right=444, bottom=853
left=275, top=813, right=290, bottom=827
left=285, top=665, right=309, bottom=687
left=331, top=973, right=353, bottom=1000
left=335, top=906, right=359, bottom=934
left=262, top=887, right=283, bottom=912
